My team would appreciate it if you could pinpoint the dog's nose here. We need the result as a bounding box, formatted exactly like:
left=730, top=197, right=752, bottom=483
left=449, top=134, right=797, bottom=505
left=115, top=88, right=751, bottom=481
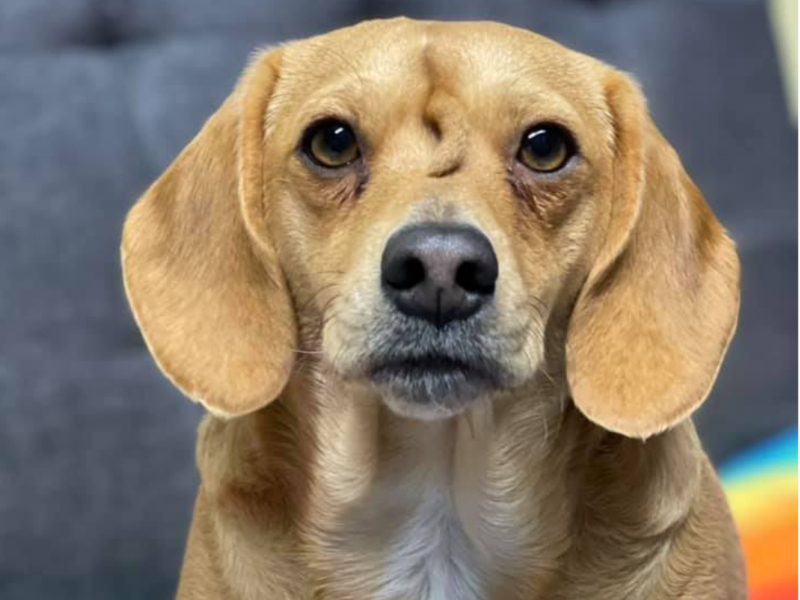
left=381, top=223, right=498, bottom=327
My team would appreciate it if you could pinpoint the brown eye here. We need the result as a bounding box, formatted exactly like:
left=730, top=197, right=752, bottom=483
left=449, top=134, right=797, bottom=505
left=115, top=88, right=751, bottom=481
left=517, top=124, right=575, bottom=172
left=302, top=119, right=360, bottom=168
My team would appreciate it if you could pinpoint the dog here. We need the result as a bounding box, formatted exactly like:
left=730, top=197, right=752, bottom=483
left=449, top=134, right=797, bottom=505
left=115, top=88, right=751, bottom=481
left=121, top=18, right=746, bottom=600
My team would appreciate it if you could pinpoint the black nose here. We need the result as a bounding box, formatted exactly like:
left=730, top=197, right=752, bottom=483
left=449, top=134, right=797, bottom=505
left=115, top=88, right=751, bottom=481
left=381, top=223, right=498, bottom=327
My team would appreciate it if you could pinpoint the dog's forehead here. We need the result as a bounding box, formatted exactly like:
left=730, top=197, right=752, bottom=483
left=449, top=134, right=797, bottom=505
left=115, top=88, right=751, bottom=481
left=276, top=19, right=606, bottom=113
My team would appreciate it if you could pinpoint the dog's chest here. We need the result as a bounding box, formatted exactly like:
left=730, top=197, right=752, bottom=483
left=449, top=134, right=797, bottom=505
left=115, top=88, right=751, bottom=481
left=307, top=405, right=564, bottom=599
left=311, top=417, right=516, bottom=600
left=369, top=487, right=488, bottom=600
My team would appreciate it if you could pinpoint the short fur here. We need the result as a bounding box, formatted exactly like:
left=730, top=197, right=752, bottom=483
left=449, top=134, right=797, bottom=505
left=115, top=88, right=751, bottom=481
left=122, top=18, right=745, bottom=599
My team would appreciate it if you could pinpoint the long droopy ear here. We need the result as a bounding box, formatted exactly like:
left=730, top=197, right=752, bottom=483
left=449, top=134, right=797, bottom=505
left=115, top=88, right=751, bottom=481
left=566, top=72, right=740, bottom=439
left=121, top=50, right=297, bottom=418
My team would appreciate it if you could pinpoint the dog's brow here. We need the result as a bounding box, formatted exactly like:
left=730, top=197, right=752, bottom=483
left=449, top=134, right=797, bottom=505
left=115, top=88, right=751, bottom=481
left=278, top=81, right=371, bottom=130
left=299, top=96, right=359, bottom=122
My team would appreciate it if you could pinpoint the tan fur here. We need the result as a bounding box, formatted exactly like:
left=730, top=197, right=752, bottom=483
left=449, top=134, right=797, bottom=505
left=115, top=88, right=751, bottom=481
left=121, top=18, right=746, bottom=599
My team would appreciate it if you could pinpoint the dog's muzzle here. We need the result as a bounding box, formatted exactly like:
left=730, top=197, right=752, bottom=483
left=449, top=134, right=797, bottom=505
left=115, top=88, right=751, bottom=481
left=368, top=222, right=506, bottom=411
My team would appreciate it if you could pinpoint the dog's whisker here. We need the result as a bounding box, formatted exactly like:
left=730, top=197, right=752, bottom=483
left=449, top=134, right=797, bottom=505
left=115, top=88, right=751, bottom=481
left=464, top=409, right=476, bottom=439
left=298, top=282, right=341, bottom=315
left=293, top=348, right=325, bottom=356
left=539, top=402, right=550, bottom=448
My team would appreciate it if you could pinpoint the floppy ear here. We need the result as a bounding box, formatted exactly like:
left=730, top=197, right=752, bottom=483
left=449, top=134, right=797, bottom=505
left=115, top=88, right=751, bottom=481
left=566, top=72, right=740, bottom=439
left=121, top=50, right=297, bottom=418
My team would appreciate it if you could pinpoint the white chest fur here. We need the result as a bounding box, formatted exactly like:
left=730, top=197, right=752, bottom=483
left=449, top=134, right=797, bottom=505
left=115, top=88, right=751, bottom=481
left=309, top=400, right=550, bottom=600
left=373, top=483, right=487, bottom=600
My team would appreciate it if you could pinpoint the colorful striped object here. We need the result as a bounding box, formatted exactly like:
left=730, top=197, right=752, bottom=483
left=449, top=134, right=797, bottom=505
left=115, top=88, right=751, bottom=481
left=721, top=427, right=798, bottom=600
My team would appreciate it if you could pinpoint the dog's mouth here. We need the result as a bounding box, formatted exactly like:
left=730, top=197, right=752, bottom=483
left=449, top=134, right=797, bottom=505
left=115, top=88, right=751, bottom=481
left=368, top=349, right=503, bottom=414
left=332, top=307, right=524, bottom=418
left=371, top=353, right=493, bottom=382
left=372, top=354, right=491, bottom=380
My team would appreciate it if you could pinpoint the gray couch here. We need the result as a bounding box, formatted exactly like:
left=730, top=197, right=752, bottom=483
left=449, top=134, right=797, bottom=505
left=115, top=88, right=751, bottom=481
left=1, top=1, right=795, bottom=598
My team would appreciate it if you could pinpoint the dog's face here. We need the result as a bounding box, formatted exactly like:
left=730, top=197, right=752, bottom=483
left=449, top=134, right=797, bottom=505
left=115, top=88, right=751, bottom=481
left=122, top=19, right=740, bottom=437
left=265, top=21, right=608, bottom=418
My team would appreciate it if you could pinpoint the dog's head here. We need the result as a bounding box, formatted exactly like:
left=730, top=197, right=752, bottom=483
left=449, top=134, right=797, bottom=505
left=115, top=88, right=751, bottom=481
left=122, top=19, right=739, bottom=438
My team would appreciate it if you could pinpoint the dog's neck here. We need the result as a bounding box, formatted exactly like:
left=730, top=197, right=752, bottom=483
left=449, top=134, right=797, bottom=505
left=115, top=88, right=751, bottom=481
left=281, top=370, right=588, bottom=599
left=197, top=369, right=702, bottom=600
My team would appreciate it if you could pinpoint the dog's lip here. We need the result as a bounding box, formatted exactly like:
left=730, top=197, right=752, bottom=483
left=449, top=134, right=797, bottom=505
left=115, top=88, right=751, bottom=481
left=369, top=353, right=497, bottom=383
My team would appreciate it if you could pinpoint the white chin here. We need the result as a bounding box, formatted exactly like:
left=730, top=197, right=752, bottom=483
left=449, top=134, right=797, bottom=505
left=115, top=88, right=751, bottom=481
left=380, top=391, right=477, bottom=421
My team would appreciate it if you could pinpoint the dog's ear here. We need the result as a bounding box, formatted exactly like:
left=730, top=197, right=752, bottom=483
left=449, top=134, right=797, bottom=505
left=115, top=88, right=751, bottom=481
left=121, top=50, right=297, bottom=418
left=566, top=71, right=740, bottom=439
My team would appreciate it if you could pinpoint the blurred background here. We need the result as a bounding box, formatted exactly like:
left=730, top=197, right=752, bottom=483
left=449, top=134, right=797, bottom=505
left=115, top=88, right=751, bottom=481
left=0, top=0, right=796, bottom=599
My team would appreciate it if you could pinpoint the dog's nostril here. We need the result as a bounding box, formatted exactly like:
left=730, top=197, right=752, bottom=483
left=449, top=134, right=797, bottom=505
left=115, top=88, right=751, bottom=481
left=455, top=260, right=495, bottom=295
left=387, top=256, right=426, bottom=291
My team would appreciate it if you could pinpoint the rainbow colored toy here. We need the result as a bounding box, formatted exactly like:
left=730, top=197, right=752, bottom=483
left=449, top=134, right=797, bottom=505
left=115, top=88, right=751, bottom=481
left=722, top=427, right=798, bottom=600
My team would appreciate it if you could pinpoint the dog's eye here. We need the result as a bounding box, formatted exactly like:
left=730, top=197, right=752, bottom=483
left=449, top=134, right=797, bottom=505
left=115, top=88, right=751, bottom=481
left=517, top=124, right=575, bottom=173
left=302, top=119, right=360, bottom=168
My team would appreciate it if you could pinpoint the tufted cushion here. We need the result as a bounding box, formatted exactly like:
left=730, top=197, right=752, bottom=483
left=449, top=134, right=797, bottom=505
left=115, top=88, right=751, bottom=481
left=0, top=0, right=361, bottom=48
left=0, top=1, right=795, bottom=598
